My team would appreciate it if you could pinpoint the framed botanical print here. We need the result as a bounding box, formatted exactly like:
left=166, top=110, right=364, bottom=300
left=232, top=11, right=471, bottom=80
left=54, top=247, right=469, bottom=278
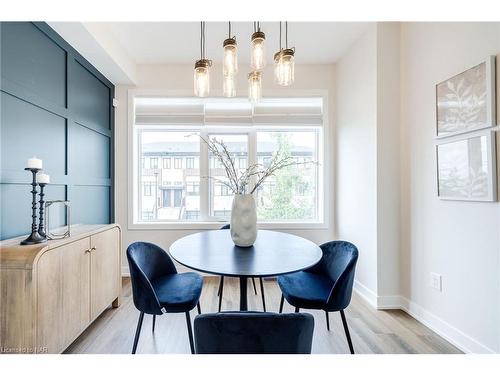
left=436, top=56, right=496, bottom=138
left=436, top=130, right=496, bottom=201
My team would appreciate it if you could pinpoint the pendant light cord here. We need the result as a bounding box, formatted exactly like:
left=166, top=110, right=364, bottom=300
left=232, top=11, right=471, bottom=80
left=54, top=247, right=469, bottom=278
left=254, top=21, right=261, bottom=33
left=279, top=21, right=282, bottom=50
left=285, top=21, right=288, bottom=49
left=200, top=21, right=205, bottom=59
left=228, top=21, right=231, bottom=39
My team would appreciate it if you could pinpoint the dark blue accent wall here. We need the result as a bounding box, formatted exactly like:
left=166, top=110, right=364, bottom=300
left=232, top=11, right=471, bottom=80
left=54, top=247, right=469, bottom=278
left=0, top=22, right=114, bottom=240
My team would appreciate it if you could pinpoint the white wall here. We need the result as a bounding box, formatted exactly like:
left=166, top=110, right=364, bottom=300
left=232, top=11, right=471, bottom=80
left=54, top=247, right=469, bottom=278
left=113, top=22, right=500, bottom=354
left=115, top=63, right=336, bottom=273
left=335, top=25, right=379, bottom=299
left=376, top=23, right=401, bottom=301
left=400, top=22, right=500, bottom=353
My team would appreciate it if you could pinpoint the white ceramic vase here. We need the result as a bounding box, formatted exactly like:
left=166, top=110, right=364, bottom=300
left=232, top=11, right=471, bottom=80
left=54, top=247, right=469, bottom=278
left=230, top=194, right=257, bottom=247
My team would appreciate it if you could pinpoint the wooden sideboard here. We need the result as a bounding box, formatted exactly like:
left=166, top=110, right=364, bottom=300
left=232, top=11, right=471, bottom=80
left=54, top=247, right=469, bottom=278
left=0, top=224, right=121, bottom=354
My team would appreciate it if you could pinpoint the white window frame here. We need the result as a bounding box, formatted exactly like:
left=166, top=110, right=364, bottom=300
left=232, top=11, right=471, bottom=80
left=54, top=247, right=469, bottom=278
left=163, top=157, right=171, bottom=169
left=127, top=89, right=331, bottom=230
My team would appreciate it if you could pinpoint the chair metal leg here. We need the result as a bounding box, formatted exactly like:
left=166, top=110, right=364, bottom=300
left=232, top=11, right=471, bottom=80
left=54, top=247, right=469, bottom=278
left=259, top=277, right=266, bottom=312
left=295, top=307, right=299, bottom=313
left=279, top=294, right=284, bottom=313
left=152, top=314, right=156, bottom=332
left=340, top=310, right=354, bottom=354
left=251, top=277, right=258, bottom=295
left=218, top=276, right=224, bottom=312
left=217, top=276, right=224, bottom=297
left=132, top=311, right=144, bottom=354
left=197, top=301, right=201, bottom=315
left=185, top=311, right=195, bottom=354
left=325, top=311, right=330, bottom=331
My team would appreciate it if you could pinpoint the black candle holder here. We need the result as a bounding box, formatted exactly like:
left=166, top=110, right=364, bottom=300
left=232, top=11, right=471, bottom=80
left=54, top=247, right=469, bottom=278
left=20, top=168, right=46, bottom=245
left=38, top=183, right=47, bottom=238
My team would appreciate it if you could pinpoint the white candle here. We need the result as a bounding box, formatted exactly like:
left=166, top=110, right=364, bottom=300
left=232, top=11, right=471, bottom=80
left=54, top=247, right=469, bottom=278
left=27, top=157, right=42, bottom=169
left=37, top=173, right=50, bottom=184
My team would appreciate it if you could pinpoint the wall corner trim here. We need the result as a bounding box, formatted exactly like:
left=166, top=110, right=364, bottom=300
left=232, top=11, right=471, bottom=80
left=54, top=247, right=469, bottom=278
left=121, top=266, right=130, bottom=277
left=353, top=280, right=378, bottom=308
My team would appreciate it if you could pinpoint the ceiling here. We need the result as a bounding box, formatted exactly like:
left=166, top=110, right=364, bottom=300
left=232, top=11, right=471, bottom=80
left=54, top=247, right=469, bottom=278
left=100, top=22, right=371, bottom=65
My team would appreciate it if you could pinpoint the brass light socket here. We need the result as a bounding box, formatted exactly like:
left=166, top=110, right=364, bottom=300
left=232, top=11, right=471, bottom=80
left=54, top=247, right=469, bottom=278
left=195, top=59, right=212, bottom=69
left=251, top=31, right=266, bottom=41
left=223, top=37, right=237, bottom=47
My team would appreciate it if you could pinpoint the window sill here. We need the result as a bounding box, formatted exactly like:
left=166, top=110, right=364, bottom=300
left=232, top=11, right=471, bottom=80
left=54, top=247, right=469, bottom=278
left=128, top=221, right=328, bottom=231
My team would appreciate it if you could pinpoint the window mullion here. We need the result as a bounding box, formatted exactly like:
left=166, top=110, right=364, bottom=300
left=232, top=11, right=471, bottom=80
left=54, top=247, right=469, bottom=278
left=137, top=129, right=143, bottom=222
left=248, top=129, right=257, bottom=194
left=199, top=129, right=209, bottom=220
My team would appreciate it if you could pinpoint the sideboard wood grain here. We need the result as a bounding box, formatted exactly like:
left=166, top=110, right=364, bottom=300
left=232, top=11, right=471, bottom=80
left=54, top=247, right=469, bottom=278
left=0, top=224, right=121, bottom=354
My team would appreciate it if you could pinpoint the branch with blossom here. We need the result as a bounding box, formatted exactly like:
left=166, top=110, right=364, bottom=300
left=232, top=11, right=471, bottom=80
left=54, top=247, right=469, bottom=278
left=197, top=135, right=317, bottom=195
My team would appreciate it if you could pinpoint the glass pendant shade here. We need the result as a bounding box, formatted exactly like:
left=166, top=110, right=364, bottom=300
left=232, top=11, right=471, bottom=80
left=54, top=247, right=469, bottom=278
left=194, top=59, right=211, bottom=97
left=223, top=74, right=236, bottom=98
left=274, top=48, right=295, bottom=86
left=223, top=38, right=238, bottom=76
left=248, top=71, right=262, bottom=102
left=251, top=31, right=266, bottom=70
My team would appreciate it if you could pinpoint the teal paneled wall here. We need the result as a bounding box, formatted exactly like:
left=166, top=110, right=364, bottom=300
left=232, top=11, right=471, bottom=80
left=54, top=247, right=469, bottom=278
left=0, top=22, right=114, bottom=240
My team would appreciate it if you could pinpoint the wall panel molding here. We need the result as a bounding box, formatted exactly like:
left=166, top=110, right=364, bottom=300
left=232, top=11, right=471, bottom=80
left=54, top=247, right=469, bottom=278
left=1, top=22, right=114, bottom=239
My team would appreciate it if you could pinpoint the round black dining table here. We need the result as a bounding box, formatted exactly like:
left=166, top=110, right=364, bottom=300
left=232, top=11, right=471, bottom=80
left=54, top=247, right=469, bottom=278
left=169, top=229, right=323, bottom=311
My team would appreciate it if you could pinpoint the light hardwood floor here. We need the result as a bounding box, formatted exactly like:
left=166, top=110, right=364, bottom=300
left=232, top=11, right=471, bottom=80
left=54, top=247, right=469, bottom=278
left=65, top=277, right=462, bottom=354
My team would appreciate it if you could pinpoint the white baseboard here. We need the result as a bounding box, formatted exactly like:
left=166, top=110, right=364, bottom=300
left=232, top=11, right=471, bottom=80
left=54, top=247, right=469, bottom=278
left=400, top=297, right=495, bottom=354
left=121, top=266, right=130, bottom=277
left=377, top=294, right=406, bottom=309
left=353, top=281, right=496, bottom=354
left=353, top=280, right=378, bottom=308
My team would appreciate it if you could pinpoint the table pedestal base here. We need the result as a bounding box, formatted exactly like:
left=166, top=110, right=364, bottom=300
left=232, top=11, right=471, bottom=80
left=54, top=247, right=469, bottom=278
left=239, top=276, right=248, bottom=311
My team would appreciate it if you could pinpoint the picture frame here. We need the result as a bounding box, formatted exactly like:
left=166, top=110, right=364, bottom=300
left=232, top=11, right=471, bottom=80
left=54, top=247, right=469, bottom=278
left=435, top=56, right=496, bottom=138
left=436, top=129, right=497, bottom=202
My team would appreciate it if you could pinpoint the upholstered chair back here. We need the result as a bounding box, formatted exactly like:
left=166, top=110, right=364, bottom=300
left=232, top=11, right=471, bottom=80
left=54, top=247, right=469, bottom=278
left=126, top=242, right=178, bottom=315
left=308, top=240, right=358, bottom=311
left=194, top=312, right=314, bottom=354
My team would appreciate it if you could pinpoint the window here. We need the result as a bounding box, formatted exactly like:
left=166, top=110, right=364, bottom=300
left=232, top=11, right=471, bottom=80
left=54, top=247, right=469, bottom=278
left=209, top=133, right=248, bottom=219
left=256, top=131, right=318, bottom=221
left=187, top=181, right=200, bottom=196
left=174, top=157, right=182, bottom=169
left=238, top=157, right=247, bottom=169
left=150, top=157, right=158, bottom=169
left=143, top=182, right=153, bottom=196
left=132, top=96, right=325, bottom=226
left=137, top=130, right=200, bottom=221
left=163, top=157, right=171, bottom=169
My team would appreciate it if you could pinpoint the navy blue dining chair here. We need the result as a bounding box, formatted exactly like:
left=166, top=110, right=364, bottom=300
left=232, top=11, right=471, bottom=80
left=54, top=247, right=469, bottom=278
left=127, top=241, right=203, bottom=354
left=217, top=224, right=266, bottom=312
left=277, top=240, right=358, bottom=354
left=194, top=312, right=314, bottom=354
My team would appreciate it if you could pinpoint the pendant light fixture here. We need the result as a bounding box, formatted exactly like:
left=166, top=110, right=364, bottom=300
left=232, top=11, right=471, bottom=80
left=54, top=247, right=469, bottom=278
left=223, top=74, right=236, bottom=98
left=248, top=71, right=262, bottom=102
left=251, top=22, right=266, bottom=70
left=274, top=21, right=295, bottom=86
left=223, top=22, right=238, bottom=76
left=223, top=22, right=237, bottom=98
left=194, top=22, right=212, bottom=97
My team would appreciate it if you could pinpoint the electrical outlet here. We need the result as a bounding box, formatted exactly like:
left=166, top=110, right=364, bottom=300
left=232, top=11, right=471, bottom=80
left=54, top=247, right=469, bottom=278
left=430, top=272, right=442, bottom=292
